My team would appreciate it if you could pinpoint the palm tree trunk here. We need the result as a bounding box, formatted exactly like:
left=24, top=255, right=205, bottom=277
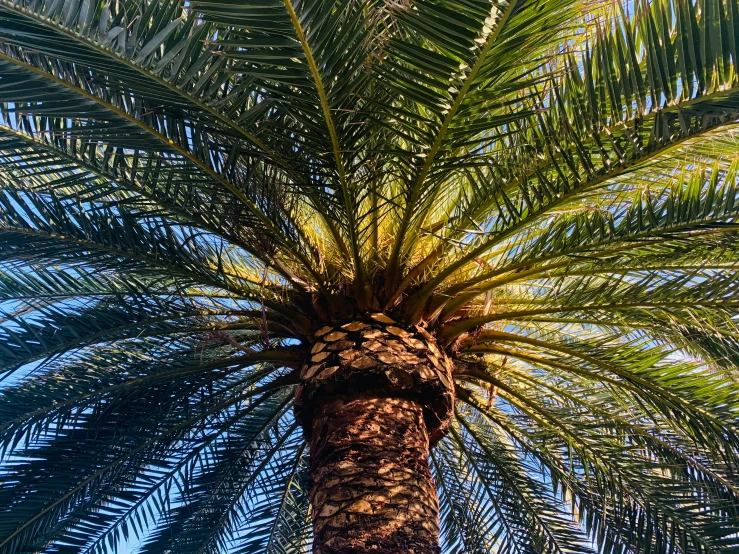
left=294, top=314, right=454, bottom=554
left=309, top=394, right=440, bottom=554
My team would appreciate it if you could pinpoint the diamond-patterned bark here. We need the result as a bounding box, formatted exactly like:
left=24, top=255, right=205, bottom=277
left=294, top=312, right=454, bottom=445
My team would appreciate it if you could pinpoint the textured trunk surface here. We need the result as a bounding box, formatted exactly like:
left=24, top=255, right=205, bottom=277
left=294, top=313, right=454, bottom=554
left=310, top=395, right=440, bottom=554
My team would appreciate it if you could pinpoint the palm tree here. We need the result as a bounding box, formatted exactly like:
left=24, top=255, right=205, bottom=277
left=1, top=0, right=739, bottom=552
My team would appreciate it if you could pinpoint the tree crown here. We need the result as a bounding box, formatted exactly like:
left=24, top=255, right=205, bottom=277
left=0, top=0, right=738, bottom=552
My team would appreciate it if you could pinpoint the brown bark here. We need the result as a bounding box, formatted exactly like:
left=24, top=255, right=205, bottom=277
left=294, top=313, right=454, bottom=554
left=310, top=395, right=440, bottom=554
